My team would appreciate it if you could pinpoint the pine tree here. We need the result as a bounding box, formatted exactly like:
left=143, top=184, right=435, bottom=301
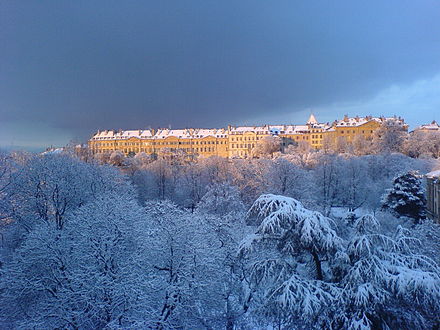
left=381, top=171, right=427, bottom=223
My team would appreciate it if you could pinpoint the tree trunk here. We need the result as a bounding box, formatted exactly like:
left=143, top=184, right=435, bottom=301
left=311, top=250, right=323, bottom=280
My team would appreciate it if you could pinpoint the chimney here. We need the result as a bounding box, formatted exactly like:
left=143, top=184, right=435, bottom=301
left=343, top=114, right=349, bottom=122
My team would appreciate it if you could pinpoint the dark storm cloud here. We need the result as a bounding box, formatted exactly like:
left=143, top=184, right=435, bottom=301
left=1, top=0, right=440, bottom=145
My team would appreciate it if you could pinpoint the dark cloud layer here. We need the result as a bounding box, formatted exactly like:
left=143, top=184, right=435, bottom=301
left=1, top=0, right=440, bottom=145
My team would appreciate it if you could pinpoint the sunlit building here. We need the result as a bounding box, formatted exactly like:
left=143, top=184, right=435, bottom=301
left=413, top=120, right=440, bottom=133
left=88, top=114, right=407, bottom=158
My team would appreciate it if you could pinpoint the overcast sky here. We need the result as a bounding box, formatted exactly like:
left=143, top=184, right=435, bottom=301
left=1, top=0, right=440, bottom=149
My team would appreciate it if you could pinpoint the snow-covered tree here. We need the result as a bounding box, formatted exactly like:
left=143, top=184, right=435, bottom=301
left=7, top=154, right=132, bottom=233
left=229, top=159, right=268, bottom=205
left=335, top=214, right=440, bottom=329
left=239, top=195, right=440, bottom=328
left=196, top=182, right=245, bottom=217
left=144, top=158, right=176, bottom=200
left=0, top=151, right=15, bottom=223
left=403, top=130, right=440, bottom=159
left=239, top=194, right=344, bottom=328
left=132, top=151, right=153, bottom=168
left=175, top=162, right=207, bottom=211
left=197, top=156, right=231, bottom=185
left=381, top=171, right=427, bottom=223
left=352, top=134, right=372, bottom=156
left=265, top=158, right=310, bottom=201
left=94, top=151, right=110, bottom=164
left=0, top=192, right=149, bottom=328
left=109, top=150, right=126, bottom=166
left=251, top=136, right=282, bottom=158
left=372, top=120, right=407, bottom=154
left=144, top=200, right=246, bottom=329
left=196, top=184, right=249, bottom=329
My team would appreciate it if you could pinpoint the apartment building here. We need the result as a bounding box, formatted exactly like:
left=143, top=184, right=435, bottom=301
left=89, top=114, right=407, bottom=158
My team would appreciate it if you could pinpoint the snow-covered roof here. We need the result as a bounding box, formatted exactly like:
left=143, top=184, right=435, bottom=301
left=89, top=114, right=407, bottom=141
left=92, top=129, right=153, bottom=140
left=333, top=116, right=406, bottom=127
left=228, top=124, right=329, bottom=135
left=42, top=148, right=64, bottom=155
left=229, top=126, right=270, bottom=134
left=154, top=129, right=193, bottom=139
left=283, top=125, right=309, bottom=134
left=416, top=121, right=440, bottom=131
left=193, top=128, right=227, bottom=138
left=426, top=170, right=440, bottom=178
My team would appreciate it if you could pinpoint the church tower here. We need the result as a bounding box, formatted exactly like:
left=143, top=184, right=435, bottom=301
left=307, top=113, right=318, bottom=125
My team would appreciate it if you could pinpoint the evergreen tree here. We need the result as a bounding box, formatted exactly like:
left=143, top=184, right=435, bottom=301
left=381, top=171, right=427, bottom=223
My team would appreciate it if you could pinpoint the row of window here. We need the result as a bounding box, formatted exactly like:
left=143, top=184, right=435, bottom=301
left=230, top=131, right=266, bottom=135
left=93, top=140, right=227, bottom=147
left=94, top=146, right=222, bottom=154
left=231, top=136, right=263, bottom=142
left=339, top=130, right=373, bottom=134
left=231, top=143, right=256, bottom=149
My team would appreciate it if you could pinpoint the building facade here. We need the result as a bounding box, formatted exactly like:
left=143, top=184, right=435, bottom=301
left=414, top=120, right=440, bottom=133
left=88, top=115, right=407, bottom=158
left=426, top=170, right=440, bottom=223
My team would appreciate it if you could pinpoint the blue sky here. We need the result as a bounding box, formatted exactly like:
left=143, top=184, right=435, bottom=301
left=1, top=0, right=439, bottom=150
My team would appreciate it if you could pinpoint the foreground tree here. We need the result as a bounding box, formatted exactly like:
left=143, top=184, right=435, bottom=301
left=335, top=214, right=440, bottom=329
left=239, top=195, right=440, bottom=328
left=239, top=194, right=344, bottom=328
left=144, top=200, right=246, bottom=329
left=1, top=192, right=149, bottom=328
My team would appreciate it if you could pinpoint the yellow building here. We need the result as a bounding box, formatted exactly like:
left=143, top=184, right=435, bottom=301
left=88, top=114, right=407, bottom=159
left=228, top=125, right=270, bottom=158
left=89, top=129, right=154, bottom=155
left=413, top=120, right=440, bottom=133
left=329, top=115, right=408, bottom=145
left=89, top=128, right=229, bottom=158
left=280, top=115, right=327, bottom=150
